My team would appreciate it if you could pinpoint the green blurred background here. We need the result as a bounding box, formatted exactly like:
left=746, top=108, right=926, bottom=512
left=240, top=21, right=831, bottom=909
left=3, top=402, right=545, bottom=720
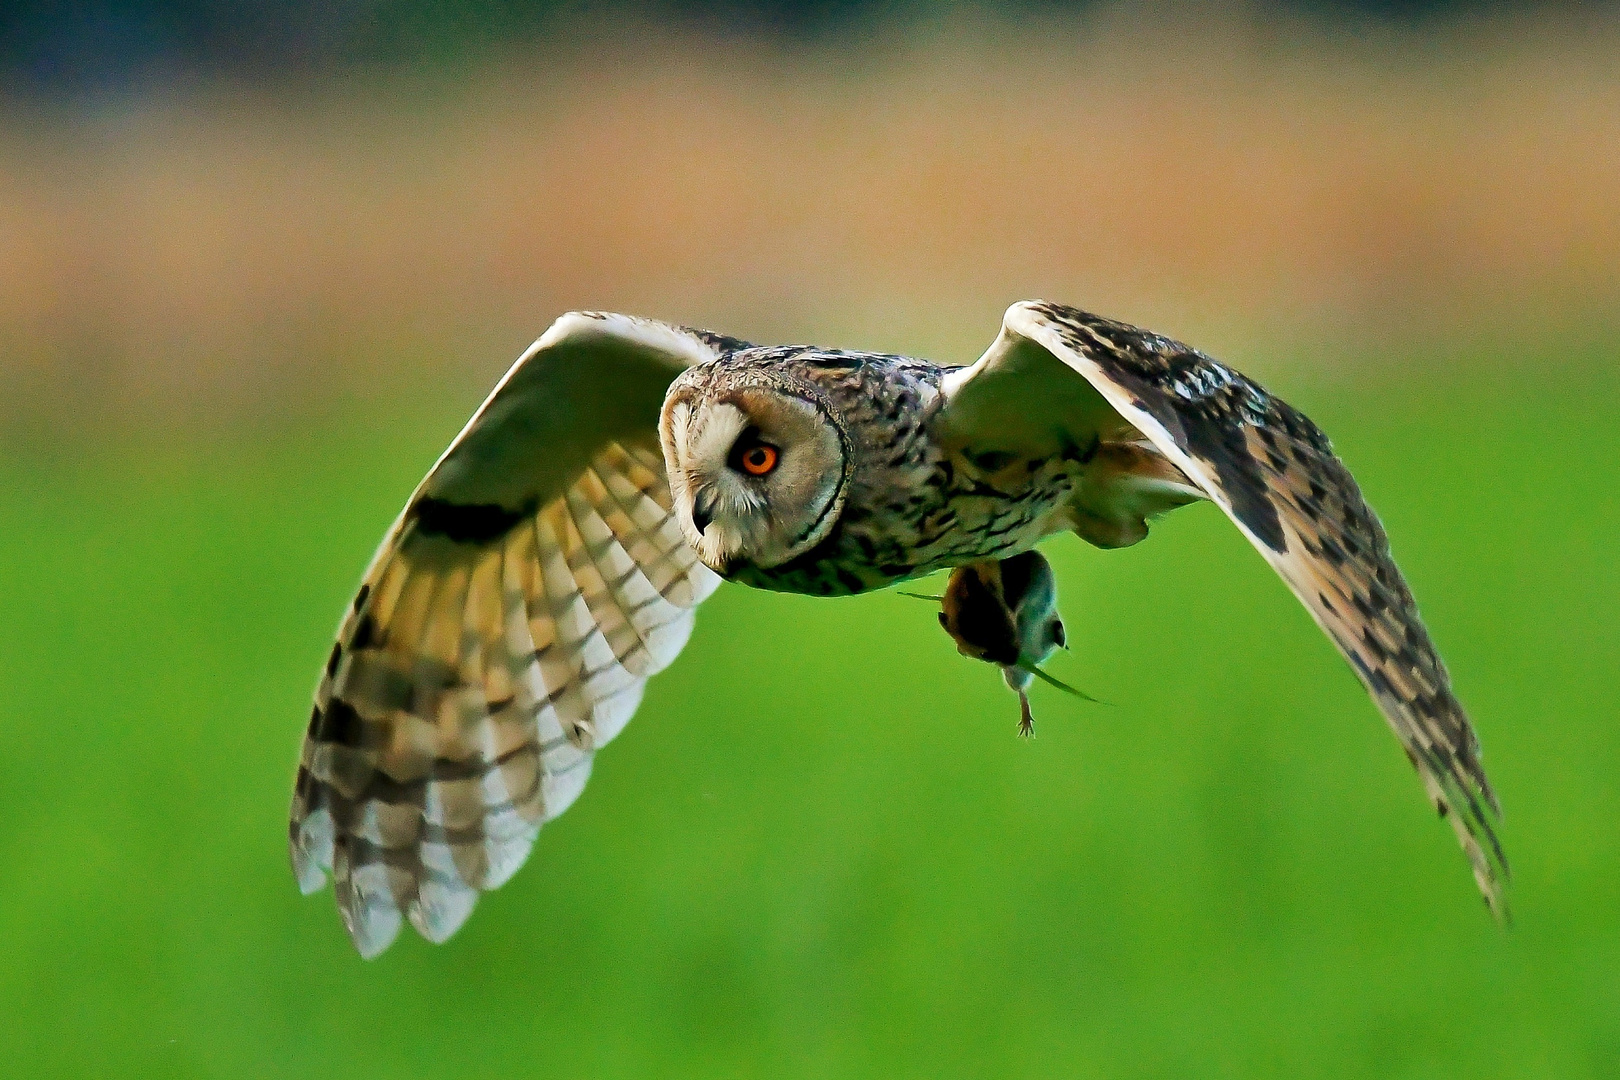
left=2, top=3, right=1619, bottom=1077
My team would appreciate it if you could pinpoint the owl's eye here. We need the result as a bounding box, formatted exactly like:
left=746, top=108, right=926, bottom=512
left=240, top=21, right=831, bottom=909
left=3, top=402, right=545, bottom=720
left=731, top=439, right=780, bottom=477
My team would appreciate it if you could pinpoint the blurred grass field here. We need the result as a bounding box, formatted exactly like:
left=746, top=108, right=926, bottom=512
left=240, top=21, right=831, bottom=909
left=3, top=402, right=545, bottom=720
left=1, top=327, right=1615, bottom=1079
left=3, top=8, right=1620, bottom=1076
left=5, top=16, right=1620, bottom=431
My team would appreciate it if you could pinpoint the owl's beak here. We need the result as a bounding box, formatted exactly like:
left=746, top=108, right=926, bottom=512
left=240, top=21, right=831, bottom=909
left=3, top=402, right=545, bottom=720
left=689, top=493, right=715, bottom=537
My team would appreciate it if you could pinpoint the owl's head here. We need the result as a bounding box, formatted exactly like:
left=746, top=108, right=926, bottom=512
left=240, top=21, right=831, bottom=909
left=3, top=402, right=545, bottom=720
left=659, top=366, right=851, bottom=574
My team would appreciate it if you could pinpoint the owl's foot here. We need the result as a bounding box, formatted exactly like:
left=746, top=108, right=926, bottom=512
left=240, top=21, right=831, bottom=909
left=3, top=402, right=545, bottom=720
left=1018, top=690, right=1035, bottom=738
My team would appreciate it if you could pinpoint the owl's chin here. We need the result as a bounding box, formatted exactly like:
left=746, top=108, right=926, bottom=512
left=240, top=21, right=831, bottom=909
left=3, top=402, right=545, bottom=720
left=691, top=522, right=745, bottom=574
left=695, top=551, right=731, bottom=576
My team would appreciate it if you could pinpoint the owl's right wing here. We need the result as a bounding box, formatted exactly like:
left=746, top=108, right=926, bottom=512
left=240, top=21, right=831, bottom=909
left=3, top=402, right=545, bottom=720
left=290, top=312, right=747, bottom=957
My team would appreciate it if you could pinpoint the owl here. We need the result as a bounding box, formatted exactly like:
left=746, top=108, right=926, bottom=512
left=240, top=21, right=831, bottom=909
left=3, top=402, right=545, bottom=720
left=290, top=301, right=1507, bottom=956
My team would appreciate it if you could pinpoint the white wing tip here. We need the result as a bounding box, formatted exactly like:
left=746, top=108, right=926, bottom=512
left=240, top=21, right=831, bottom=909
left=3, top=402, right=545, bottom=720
left=541, top=756, right=595, bottom=823
left=407, top=882, right=480, bottom=944
left=482, top=830, right=540, bottom=890
left=291, top=810, right=335, bottom=894
left=342, top=898, right=404, bottom=960
left=293, top=857, right=329, bottom=896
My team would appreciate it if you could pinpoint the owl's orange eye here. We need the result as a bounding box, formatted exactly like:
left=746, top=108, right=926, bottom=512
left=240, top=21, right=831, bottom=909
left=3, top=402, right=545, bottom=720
left=739, top=443, right=779, bottom=476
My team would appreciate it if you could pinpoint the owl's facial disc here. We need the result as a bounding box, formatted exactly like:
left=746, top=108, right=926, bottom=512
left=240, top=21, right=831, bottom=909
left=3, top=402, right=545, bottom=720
left=660, top=385, right=848, bottom=573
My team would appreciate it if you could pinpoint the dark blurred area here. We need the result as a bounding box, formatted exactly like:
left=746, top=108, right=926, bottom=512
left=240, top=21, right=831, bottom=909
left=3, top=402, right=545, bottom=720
left=2, top=0, right=1609, bottom=93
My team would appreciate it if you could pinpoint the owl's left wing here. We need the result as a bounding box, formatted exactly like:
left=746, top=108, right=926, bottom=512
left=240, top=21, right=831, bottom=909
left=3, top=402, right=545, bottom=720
left=292, top=312, right=743, bottom=956
left=935, top=300, right=1507, bottom=919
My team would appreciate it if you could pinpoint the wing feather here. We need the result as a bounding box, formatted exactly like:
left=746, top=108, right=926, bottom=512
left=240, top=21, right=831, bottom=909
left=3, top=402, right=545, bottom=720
left=951, top=300, right=1508, bottom=918
left=290, top=313, right=738, bottom=956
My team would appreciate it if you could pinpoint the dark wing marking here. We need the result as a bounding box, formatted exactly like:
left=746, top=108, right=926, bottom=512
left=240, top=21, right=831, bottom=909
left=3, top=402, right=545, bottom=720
left=1003, top=299, right=1508, bottom=919
left=290, top=312, right=739, bottom=956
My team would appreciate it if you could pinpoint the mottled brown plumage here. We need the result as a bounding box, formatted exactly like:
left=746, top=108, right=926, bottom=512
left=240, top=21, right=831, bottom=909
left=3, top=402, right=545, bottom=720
left=1004, top=302, right=1507, bottom=916
left=292, top=302, right=1506, bottom=956
left=291, top=316, right=724, bottom=956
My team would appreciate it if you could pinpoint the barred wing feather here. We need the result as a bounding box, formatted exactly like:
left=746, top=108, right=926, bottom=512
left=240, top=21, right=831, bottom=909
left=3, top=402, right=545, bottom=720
left=947, top=300, right=1507, bottom=919
left=290, top=313, right=738, bottom=956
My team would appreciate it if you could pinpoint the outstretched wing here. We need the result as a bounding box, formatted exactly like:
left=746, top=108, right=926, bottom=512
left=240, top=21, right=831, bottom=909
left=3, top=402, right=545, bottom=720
left=938, top=300, right=1507, bottom=918
left=290, top=312, right=746, bottom=956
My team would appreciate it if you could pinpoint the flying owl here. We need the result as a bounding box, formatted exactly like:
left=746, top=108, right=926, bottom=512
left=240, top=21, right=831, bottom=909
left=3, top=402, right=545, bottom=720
left=290, top=301, right=1507, bottom=956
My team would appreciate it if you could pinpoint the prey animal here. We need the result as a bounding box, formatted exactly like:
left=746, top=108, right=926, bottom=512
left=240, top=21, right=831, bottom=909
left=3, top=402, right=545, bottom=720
left=910, top=550, right=1098, bottom=737
left=290, top=301, right=1507, bottom=956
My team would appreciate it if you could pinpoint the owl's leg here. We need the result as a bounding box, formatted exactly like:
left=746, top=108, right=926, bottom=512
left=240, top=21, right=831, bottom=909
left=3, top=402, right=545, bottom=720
left=1017, top=688, right=1036, bottom=739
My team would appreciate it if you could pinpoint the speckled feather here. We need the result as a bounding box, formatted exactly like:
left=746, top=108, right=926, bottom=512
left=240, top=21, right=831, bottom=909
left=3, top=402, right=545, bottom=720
left=290, top=316, right=725, bottom=957
left=293, top=303, right=1507, bottom=956
left=705, top=349, right=1090, bottom=597
left=1011, top=301, right=1508, bottom=917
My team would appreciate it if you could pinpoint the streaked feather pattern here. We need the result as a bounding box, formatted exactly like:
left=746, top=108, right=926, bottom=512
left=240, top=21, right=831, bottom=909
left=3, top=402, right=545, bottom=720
left=291, top=441, right=717, bottom=956
left=1001, top=300, right=1508, bottom=917
left=291, top=313, right=729, bottom=957
left=293, top=301, right=1509, bottom=955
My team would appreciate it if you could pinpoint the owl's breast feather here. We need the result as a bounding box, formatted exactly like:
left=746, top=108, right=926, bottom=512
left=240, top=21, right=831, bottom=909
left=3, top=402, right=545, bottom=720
left=717, top=450, right=1078, bottom=599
